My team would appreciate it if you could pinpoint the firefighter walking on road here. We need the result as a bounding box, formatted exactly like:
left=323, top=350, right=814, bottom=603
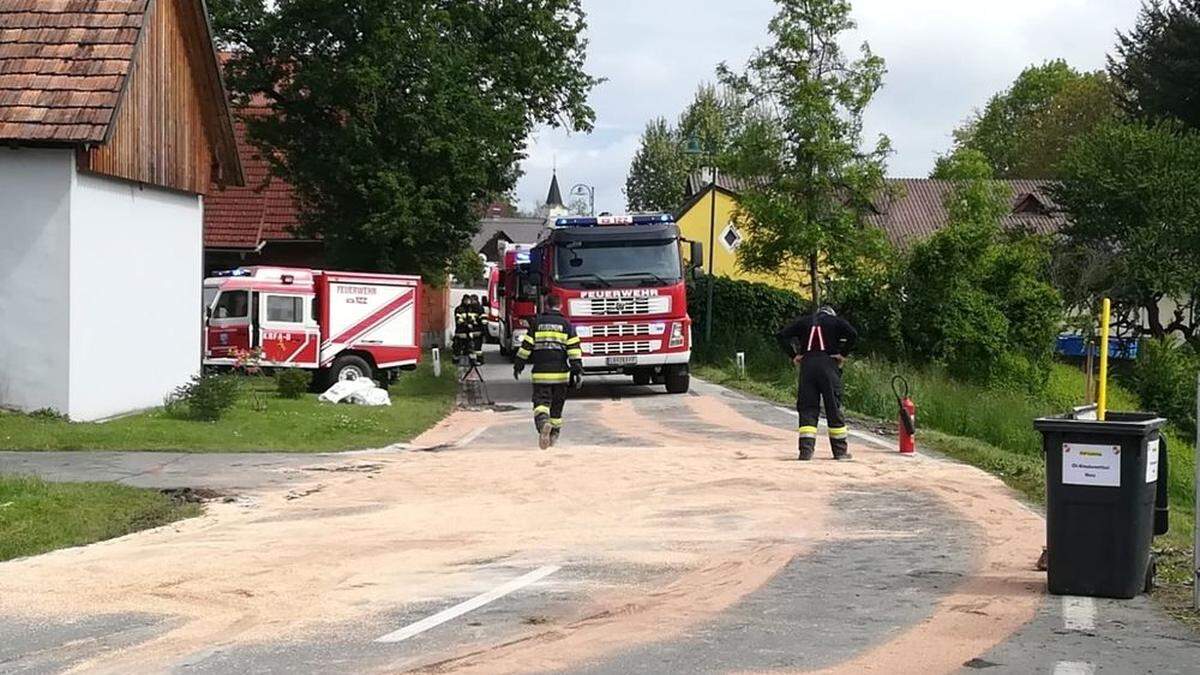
left=777, top=305, right=858, bottom=461
left=452, top=295, right=475, bottom=364
left=513, top=295, right=583, bottom=449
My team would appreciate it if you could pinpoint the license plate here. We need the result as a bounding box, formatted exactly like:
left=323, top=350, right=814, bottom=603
left=605, top=356, right=638, bottom=366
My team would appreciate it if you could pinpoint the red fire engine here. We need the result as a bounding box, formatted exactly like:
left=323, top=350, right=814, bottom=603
left=203, top=267, right=422, bottom=386
left=489, top=243, right=539, bottom=357
left=530, top=214, right=702, bottom=393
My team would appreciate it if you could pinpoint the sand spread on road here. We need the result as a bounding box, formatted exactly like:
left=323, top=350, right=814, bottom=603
left=0, top=388, right=1044, bottom=674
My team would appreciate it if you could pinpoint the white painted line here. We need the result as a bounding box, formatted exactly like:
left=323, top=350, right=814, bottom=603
left=454, top=426, right=490, bottom=448
left=1054, top=661, right=1095, bottom=675
left=375, top=565, right=561, bottom=643
left=1062, top=595, right=1097, bottom=632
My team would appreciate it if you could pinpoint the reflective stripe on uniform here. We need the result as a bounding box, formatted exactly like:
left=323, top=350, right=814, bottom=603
left=798, top=425, right=818, bottom=439
left=566, top=336, right=581, bottom=345
left=567, top=348, right=583, bottom=359
left=533, top=405, right=551, bottom=415
left=521, top=334, right=535, bottom=345
left=516, top=348, right=532, bottom=359
left=534, top=330, right=569, bottom=342
left=532, top=372, right=570, bottom=383
left=828, top=426, right=849, bottom=439
left=548, top=418, right=563, bottom=428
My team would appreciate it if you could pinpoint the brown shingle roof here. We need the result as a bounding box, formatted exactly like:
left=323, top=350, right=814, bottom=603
left=204, top=106, right=304, bottom=250
left=0, top=0, right=147, bottom=143
left=681, top=174, right=1066, bottom=247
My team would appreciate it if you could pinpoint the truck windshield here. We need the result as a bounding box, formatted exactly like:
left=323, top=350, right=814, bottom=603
left=556, top=239, right=681, bottom=286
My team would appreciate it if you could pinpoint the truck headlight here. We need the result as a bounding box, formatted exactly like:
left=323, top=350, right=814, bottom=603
left=669, top=322, right=685, bottom=348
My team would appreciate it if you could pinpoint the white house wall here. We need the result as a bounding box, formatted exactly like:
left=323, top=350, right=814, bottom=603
left=68, top=171, right=202, bottom=420
left=0, top=148, right=72, bottom=414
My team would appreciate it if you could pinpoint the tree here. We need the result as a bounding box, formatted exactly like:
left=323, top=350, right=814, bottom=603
left=934, top=60, right=1115, bottom=179
left=206, top=0, right=265, bottom=47
left=624, top=118, right=688, bottom=212
left=624, top=84, right=741, bottom=213
left=904, top=150, right=1061, bottom=387
left=1110, top=0, right=1200, bottom=130
left=1051, top=120, right=1200, bottom=346
left=718, top=0, right=892, bottom=304
left=221, top=1, right=598, bottom=281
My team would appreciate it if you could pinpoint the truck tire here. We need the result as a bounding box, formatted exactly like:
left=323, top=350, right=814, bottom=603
left=632, top=371, right=651, bottom=386
left=665, top=367, right=690, bottom=394
left=327, top=354, right=372, bottom=388
left=498, top=326, right=512, bottom=358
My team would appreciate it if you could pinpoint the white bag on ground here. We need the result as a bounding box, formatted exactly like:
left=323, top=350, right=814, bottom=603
left=349, top=387, right=391, bottom=406
left=319, top=378, right=376, bottom=404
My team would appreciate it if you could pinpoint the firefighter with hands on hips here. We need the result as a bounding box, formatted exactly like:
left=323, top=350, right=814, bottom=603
left=452, top=295, right=475, bottom=363
left=513, top=294, right=583, bottom=449
left=776, top=305, right=858, bottom=461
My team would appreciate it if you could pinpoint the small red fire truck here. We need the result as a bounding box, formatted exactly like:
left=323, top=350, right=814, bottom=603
left=203, top=267, right=422, bottom=386
left=530, top=214, right=702, bottom=393
left=490, top=243, right=539, bottom=357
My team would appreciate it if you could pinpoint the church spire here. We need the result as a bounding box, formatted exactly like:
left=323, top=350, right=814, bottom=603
left=546, top=169, right=564, bottom=208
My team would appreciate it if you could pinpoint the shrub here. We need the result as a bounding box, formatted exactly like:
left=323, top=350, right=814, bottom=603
left=167, top=373, right=240, bottom=421
left=688, top=276, right=807, bottom=352
left=275, top=368, right=312, bottom=399
left=1125, top=339, right=1198, bottom=435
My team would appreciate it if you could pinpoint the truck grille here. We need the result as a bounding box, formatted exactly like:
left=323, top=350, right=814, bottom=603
left=589, top=323, right=654, bottom=338
left=585, top=340, right=660, bottom=355
left=571, top=296, right=671, bottom=317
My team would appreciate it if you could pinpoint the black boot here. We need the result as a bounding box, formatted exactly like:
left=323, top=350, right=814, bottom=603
left=798, top=437, right=815, bottom=461
left=831, top=437, right=851, bottom=460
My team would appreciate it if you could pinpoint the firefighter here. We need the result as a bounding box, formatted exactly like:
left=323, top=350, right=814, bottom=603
left=452, top=295, right=475, bottom=363
left=513, top=294, right=583, bottom=449
left=469, top=294, right=487, bottom=363
left=776, top=305, right=858, bottom=461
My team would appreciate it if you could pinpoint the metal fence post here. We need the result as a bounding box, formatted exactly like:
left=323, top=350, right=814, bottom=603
left=1194, top=372, right=1199, bottom=610
left=736, top=351, right=745, bottom=379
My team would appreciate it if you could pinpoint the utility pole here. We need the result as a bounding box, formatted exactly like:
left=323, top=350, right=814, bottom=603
left=1194, top=372, right=1199, bottom=610
left=706, top=165, right=717, bottom=343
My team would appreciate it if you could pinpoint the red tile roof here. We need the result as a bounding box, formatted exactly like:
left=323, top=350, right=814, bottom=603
left=204, top=107, right=304, bottom=250
left=0, top=0, right=146, bottom=142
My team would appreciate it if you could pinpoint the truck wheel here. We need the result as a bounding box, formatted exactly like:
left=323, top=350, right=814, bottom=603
left=498, top=327, right=512, bottom=358
left=632, top=371, right=651, bottom=386
left=665, top=367, right=690, bottom=394
left=328, top=354, right=372, bottom=387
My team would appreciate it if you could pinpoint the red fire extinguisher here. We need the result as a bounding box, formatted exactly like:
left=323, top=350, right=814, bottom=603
left=892, top=375, right=916, bottom=455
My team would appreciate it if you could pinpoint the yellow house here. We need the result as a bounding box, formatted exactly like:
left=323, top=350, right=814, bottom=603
left=675, top=172, right=809, bottom=293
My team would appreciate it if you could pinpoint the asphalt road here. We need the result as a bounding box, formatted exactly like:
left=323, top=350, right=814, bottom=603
left=1, top=346, right=1197, bottom=674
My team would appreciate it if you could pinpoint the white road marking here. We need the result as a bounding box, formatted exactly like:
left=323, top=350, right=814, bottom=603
left=375, top=565, right=561, bottom=643
left=1062, top=595, right=1097, bottom=632
left=455, top=426, right=490, bottom=448
left=1054, top=661, right=1095, bottom=675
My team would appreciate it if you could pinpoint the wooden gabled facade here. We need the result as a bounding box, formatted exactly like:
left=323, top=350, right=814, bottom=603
left=0, top=0, right=242, bottom=193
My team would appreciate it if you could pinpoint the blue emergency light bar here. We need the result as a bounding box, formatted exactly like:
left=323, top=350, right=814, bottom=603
left=210, top=268, right=253, bottom=277
left=554, top=214, right=674, bottom=228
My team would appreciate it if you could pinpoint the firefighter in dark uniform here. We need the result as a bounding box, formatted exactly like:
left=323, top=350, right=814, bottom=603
left=452, top=296, right=475, bottom=363
left=513, top=295, right=583, bottom=449
left=777, top=305, right=858, bottom=460
left=469, top=294, right=487, bottom=363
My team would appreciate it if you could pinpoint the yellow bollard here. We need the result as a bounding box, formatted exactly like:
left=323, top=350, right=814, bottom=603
left=1098, top=298, right=1111, bottom=421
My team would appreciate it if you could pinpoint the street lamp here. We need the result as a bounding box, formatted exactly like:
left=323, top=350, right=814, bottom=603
left=684, top=135, right=719, bottom=344
left=571, top=183, right=595, bottom=216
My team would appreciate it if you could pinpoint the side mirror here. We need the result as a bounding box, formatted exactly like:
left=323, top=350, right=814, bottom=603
left=690, top=241, right=704, bottom=271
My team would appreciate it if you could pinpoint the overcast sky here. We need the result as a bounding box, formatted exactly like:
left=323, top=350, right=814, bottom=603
left=514, top=0, right=1143, bottom=214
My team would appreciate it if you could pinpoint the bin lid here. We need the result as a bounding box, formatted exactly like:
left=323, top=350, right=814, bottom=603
left=1034, top=410, right=1166, bottom=435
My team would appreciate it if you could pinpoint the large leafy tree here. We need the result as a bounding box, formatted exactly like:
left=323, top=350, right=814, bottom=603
left=1110, top=0, right=1200, bottom=130
left=1051, top=121, right=1200, bottom=345
left=904, top=150, right=1061, bottom=387
left=936, top=60, right=1118, bottom=179
left=718, top=0, right=891, bottom=304
left=216, top=1, right=598, bottom=280
left=624, top=84, right=740, bottom=213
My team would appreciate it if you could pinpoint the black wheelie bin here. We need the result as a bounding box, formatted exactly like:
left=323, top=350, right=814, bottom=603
left=1034, top=407, right=1167, bottom=599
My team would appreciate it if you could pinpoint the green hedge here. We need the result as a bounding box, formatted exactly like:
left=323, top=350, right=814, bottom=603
left=687, top=276, right=807, bottom=352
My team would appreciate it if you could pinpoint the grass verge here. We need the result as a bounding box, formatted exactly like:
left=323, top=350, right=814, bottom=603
left=695, top=358, right=1199, bottom=628
left=0, top=475, right=200, bottom=562
left=0, top=360, right=455, bottom=453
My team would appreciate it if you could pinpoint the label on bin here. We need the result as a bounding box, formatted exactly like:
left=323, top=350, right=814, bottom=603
left=1146, top=438, right=1160, bottom=484
left=1062, top=443, right=1121, bottom=487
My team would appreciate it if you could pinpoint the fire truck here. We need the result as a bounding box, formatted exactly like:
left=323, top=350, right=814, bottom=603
left=490, top=243, right=539, bottom=357
left=529, top=214, right=702, bottom=393
left=203, top=267, right=422, bottom=386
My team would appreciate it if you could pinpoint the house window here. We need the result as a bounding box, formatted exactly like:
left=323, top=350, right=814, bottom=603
left=212, top=290, right=248, bottom=319
left=720, top=222, right=743, bottom=252
left=266, top=295, right=304, bottom=323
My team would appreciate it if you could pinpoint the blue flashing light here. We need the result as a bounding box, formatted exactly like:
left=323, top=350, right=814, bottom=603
left=553, top=213, right=675, bottom=228
left=211, top=268, right=253, bottom=277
